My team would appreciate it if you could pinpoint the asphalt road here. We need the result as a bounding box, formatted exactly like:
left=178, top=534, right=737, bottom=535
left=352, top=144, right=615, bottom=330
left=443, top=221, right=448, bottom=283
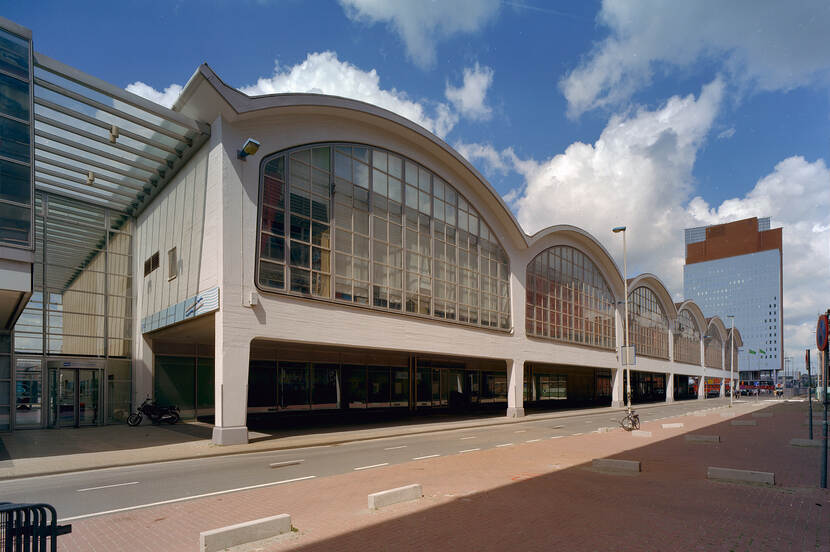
left=0, top=400, right=731, bottom=521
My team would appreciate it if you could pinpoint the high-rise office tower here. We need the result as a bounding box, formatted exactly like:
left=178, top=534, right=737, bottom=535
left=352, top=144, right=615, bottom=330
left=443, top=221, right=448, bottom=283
left=683, top=217, right=783, bottom=388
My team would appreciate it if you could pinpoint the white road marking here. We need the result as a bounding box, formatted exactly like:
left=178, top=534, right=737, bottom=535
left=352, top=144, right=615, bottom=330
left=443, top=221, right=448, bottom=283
left=269, top=460, right=304, bottom=468
left=514, top=430, right=527, bottom=433
left=60, top=476, right=316, bottom=522
left=551, top=436, right=563, bottom=439
left=77, top=481, right=139, bottom=493
left=384, top=446, right=407, bottom=450
left=413, top=454, right=440, bottom=460
left=459, top=448, right=480, bottom=453
left=460, top=436, right=476, bottom=440
left=496, top=443, right=513, bottom=448
left=525, top=439, right=542, bottom=443
left=571, top=433, right=583, bottom=436
left=354, top=463, right=389, bottom=471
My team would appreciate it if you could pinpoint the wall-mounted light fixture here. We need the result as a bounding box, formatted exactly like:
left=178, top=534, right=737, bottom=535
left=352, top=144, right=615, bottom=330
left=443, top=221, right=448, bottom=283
left=238, top=138, right=261, bottom=160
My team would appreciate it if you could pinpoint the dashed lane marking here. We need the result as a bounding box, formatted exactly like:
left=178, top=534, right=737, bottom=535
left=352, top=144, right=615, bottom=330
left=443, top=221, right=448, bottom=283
left=459, top=448, right=481, bottom=453
left=496, top=443, right=514, bottom=448
left=77, top=481, right=140, bottom=492
left=60, top=476, right=317, bottom=522
left=354, top=463, right=389, bottom=471
left=384, top=446, right=407, bottom=450
left=525, top=439, right=542, bottom=443
left=413, top=454, right=440, bottom=460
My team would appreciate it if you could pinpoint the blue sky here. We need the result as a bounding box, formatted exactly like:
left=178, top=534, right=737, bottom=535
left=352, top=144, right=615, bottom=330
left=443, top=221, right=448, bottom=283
left=8, top=1, right=830, bottom=359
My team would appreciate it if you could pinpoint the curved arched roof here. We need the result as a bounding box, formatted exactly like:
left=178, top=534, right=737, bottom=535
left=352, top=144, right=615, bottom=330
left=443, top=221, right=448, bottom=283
left=627, top=273, right=677, bottom=321
left=675, top=300, right=707, bottom=333
left=706, top=317, right=728, bottom=341
left=176, top=64, right=529, bottom=250
left=176, top=67, right=698, bottom=307
left=525, top=225, right=625, bottom=299
left=727, top=327, right=744, bottom=348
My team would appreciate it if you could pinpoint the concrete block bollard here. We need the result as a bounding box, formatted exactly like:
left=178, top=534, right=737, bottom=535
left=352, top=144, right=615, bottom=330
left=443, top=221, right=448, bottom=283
left=685, top=434, right=719, bottom=443
left=200, top=514, right=292, bottom=552
left=592, top=458, right=641, bottom=473
left=707, top=466, right=774, bottom=486
left=368, top=484, right=423, bottom=510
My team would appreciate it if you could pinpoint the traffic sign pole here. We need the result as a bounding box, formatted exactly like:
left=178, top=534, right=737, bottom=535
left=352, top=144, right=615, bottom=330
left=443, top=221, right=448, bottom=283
left=807, top=349, right=813, bottom=440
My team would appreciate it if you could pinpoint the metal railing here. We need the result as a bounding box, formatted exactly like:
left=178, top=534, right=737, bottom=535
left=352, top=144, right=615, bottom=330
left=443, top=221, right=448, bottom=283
left=0, top=503, right=71, bottom=551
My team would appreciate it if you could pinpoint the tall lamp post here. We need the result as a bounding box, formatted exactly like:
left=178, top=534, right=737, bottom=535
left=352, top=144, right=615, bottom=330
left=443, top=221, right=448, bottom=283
left=727, top=314, right=735, bottom=407
left=612, top=226, right=631, bottom=414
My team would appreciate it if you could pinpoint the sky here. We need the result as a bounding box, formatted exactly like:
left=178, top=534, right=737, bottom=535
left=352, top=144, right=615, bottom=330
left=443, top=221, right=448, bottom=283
left=8, top=0, right=830, bottom=365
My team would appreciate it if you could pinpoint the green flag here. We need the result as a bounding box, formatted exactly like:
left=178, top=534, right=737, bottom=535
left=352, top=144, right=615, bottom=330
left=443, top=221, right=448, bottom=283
left=759, top=349, right=766, bottom=354
left=748, top=349, right=756, bottom=354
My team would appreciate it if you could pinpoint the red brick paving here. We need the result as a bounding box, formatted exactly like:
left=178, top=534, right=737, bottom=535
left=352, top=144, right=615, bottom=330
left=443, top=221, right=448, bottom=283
left=60, top=401, right=829, bottom=551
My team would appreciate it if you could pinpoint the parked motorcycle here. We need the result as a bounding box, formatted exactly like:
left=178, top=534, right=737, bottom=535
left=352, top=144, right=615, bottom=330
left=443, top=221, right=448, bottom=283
left=127, top=398, right=180, bottom=426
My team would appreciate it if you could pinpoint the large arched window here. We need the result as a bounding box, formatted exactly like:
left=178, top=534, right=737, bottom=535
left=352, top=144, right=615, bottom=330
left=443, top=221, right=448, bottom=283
left=628, top=286, right=669, bottom=359
left=674, top=309, right=701, bottom=365
left=257, top=144, right=511, bottom=330
left=704, top=329, right=723, bottom=369
left=525, top=246, right=616, bottom=349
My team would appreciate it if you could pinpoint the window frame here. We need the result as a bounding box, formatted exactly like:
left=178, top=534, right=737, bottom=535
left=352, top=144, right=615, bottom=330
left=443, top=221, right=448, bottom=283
left=255, top=142, right=512, bottom=332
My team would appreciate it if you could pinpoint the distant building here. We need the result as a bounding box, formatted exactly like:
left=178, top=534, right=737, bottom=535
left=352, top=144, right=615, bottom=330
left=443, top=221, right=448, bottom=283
left=683, top=217, right=783, bottom=390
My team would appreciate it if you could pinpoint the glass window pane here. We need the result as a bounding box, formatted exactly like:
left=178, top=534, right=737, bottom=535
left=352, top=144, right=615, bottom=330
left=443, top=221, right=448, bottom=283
left=259, top=260, right=284, bottom=289
left=311, top=147, right=330, bottom=171
left=0, top=158, right=30, bottom=205
left=290, top=267, right=310, bottom=293
left=0, top=203, right=29, bottom=246
left=0, top=72, right=29, bottom=121
left=0, top=29, right=29, bottom=79
left=0, top=115, right=29, bottom=163
left=260, top=234, right=284, bottom=261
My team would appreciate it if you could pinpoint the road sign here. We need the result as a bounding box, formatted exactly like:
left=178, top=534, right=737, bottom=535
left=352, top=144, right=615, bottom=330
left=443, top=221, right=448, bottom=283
left=817, top=314, right=828, bottom=351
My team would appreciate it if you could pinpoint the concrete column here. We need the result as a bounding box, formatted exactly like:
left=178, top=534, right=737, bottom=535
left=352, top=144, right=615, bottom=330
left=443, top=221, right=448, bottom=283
left=133, top=334, right=154, bottom=408
left=699, top=338, right=706, bottom=400
left=665, top=371, right=674, bottom=403
left=506, top=358, right=525, bottom=417
left=719, top=377, right=725, bottom=398
left=611, top=367, right=624, bottom=407
left=212, top=312, right=250, bottom=445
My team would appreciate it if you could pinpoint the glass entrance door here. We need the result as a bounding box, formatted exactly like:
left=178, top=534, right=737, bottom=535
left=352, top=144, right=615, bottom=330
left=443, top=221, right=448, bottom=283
left=57, top=369, right=75, bottom=427
left=47, top=360, right=103, bottom=428
left=14, top=359, right=42, bottom=427
left=78, top=369, right=99, bottom=425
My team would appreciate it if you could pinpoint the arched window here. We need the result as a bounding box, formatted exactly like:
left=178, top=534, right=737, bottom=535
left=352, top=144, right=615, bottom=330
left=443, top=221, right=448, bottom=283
left=705, top=328, right=723, bottom=369
left=257, top=144, right=511, bottom=330
left=674, top=309, right=700, bottom=365
left=525, top=246, right=616, bottom=349
left=628, top=286, right=669, bottom=359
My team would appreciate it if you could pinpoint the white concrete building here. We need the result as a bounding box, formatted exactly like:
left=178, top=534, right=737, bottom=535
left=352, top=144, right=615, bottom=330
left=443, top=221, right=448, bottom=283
left=0, top=17, right=741, bottom=441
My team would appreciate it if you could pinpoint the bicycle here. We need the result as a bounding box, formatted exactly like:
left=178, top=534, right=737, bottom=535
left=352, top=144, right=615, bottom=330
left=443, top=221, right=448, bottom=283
left=619, top=410, right=640, bottom=431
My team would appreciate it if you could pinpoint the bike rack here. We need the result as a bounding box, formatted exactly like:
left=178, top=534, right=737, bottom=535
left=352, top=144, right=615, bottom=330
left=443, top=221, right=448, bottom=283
left=0, top=502, right=72, bottom=551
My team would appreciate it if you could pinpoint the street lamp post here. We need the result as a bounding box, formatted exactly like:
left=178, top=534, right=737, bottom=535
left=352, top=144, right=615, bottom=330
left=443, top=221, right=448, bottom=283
left=612, top=226, right=631, bottom=414
left=728, top=315, right=735, bottom=407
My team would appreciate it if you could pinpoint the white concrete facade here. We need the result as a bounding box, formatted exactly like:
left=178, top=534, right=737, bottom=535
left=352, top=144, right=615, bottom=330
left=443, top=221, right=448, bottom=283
left=132, top=65, right=738, bottom=445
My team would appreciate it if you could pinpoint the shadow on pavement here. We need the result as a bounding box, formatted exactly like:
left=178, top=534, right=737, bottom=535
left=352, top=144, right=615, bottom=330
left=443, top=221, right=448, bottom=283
left=274, top=402, right=828, bottom=552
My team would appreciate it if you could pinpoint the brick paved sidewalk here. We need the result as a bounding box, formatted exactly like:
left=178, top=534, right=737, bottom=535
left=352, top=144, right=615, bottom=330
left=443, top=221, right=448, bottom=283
left=61, top=401, right=829, bottom=552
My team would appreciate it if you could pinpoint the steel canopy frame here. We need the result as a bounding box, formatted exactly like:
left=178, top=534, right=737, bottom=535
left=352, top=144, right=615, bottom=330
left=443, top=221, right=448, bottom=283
left=31, top=52, right=210, bottom=217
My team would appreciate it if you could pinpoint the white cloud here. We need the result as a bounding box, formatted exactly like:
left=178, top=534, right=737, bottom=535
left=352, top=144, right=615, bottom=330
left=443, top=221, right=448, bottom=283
left=125, top=82, right=183, bottom=109
left=717, top=127, right=735, bottom=140
left=453, top=140, right=511, bottom=175
left=561, top=0, right=830, bottom=117
left=339, top=0, right=500, bottom=69
left=499, top=76, right=828, bottom=358
left=130, top=52, right=460, bottom=139
left=687, top=155, right=830, bottom=338
left=513, top=79, right=725, bottom=292
left=445, top=63, right=494, bottom=121
left=240, top=52, right=458, bottom=138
